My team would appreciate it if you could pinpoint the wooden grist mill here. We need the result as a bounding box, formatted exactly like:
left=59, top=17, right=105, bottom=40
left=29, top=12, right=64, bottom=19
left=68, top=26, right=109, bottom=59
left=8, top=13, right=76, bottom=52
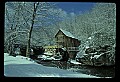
left=54, top=28, right=81, bottom=59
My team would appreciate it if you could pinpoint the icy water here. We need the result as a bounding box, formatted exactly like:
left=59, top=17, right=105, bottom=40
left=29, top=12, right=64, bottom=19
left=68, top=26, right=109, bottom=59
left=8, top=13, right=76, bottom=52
left=35, top=60, right=115, bottom=78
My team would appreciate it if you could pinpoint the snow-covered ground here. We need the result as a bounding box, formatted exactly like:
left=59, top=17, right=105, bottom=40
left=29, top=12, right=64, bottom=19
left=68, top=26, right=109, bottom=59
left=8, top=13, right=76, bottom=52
left=4, top=53, right=100, bottom=78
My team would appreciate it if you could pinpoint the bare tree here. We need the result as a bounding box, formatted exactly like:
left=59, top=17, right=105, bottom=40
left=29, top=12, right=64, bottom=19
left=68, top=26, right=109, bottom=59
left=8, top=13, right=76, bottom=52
left=5, top=2, right=63, bottom=57
left=21, top=2, right=62, bottom=57
left=26, top=2, right=39, bottom=57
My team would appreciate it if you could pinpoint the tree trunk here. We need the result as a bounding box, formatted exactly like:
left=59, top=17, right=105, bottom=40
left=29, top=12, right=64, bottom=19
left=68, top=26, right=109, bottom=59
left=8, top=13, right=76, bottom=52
left=26, top=32, right=31, bottom=57
left=26, top=2, right=39, bottom=57
left=26, top=16, right=35, bottom=57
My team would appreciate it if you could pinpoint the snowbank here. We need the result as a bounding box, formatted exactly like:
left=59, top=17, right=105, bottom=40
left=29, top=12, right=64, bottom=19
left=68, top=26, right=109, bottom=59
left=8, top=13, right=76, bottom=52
left=4, top=53, right=100, bottom=78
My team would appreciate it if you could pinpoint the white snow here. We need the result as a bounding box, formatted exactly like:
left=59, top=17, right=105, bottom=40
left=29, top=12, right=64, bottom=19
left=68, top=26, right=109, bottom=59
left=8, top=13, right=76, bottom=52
left=38, top=55, right=47, bottom=59
left=69, top=59, right=81, bottom=65
left=93, top=55, right=101, bottom=59
left=44, top=52, right=53, bottom=56
left=88, top=37, right=92, bottom=40
left=93, top=53, right=103, bottom=59
left=59, top=28, right=78, bottom=39
left=85, top=46, right=89, bottom=49
left=38, top=54, right=62, bottom=61
left=38, top=55, right=55, bottom=60
left=4, top=53, right=100, bottom=78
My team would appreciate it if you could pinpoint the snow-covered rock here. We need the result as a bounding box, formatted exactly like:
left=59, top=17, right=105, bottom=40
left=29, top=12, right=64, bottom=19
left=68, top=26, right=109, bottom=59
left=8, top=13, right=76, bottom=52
left=69, top=59, right=81, bottom=65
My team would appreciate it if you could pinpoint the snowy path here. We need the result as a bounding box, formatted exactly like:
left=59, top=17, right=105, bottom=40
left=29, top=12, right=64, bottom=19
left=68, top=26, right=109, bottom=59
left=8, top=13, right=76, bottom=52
left=4, top=53, right=100, bottom=78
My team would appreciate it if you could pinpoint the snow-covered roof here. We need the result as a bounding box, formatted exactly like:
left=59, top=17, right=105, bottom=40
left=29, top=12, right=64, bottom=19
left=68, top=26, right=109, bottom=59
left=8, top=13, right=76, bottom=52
left=58, top=28, right=78, bottom=40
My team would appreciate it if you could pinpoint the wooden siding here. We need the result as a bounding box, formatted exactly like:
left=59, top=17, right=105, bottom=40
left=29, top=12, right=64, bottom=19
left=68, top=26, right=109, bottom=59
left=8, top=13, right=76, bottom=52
left=55, top=30, right=80, bottom=48
left=55, top=29, right=81, bottom=59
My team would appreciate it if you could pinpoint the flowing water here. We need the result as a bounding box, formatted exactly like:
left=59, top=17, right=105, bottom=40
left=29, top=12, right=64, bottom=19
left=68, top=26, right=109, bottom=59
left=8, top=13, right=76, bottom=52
left=35, top=60, right=115, bottom=78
